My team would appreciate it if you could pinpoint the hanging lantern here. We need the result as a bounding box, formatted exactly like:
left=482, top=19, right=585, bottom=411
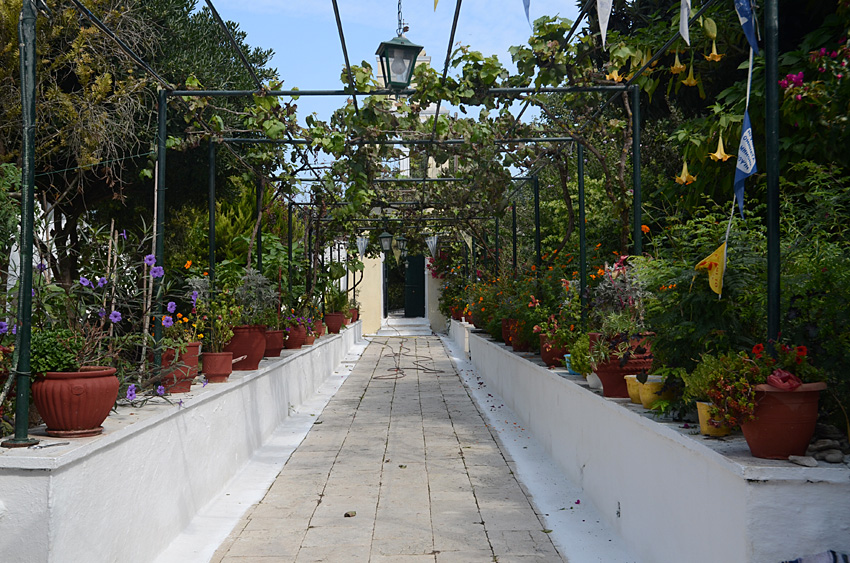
left=356, top=236, right=369, bottom=257
left=425, top=235, right=438, bottom=257
left=376, top=35, right=422, bottom=90
left=378, top=231, right=393, bottom=253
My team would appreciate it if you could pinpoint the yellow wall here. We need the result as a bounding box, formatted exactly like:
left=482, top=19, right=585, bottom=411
left=349, top=255, right=383, bottom=335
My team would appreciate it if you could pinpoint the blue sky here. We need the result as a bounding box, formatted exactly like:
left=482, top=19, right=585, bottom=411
left=211, top=1, right=581, bottom=123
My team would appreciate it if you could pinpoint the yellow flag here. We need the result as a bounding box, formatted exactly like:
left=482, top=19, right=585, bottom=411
left=434, top=0, right=439, bottom=9
left=695, top=242, right=726, bottom=296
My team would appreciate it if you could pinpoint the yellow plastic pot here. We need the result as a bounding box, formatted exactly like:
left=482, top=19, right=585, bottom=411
left=696, top=401, right=731, bottom=437
left=625, top=375, right=642, bottom=404
left=639, top=375, right=675, bottom=409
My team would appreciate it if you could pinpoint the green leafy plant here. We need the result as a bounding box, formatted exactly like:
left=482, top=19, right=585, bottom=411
left=30, top=328, right=85, bottom=374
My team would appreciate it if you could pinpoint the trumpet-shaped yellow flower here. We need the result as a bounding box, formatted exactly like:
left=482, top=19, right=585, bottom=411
left=681, top=64, right=699, bottom=86
left=670, top=51, right=686, bottom=74
left=606, top=68, right=624, bottom=82
left=704, top=40, right=724, bottom=62
left=709, top=134, right=733, bottom=162
left=675, top=160, right=697, bottom=185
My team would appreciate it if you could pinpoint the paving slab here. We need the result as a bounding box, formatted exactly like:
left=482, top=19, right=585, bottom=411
left=209, top=335, right=562, bottom=562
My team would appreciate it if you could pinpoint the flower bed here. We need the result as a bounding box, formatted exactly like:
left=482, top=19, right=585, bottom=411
left=0, top=322, right=361, bottom=563
left=457, top=320, right=850, bottom=563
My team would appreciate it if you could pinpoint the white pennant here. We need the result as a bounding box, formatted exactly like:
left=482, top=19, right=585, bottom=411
left=679, top=0, right=691, bottom=45
left=597, top=0, right=613, bottom=47
left=461, top=232, right=473, bottom=252
left=356, top=236, right=369, bottom=257
left=425, top=235, right=438, bottom=257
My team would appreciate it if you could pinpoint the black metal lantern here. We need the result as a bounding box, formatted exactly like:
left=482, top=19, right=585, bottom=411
left=378, top=231, right=393, bottom=253
left=376, top=35, right=422, bottom=90
left=395, top=234, right=407, bottom=253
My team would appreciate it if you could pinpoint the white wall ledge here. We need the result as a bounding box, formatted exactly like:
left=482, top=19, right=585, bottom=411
left=455, top=320, right=850, bottom=563
left=0, top=323, right=362, bottom=563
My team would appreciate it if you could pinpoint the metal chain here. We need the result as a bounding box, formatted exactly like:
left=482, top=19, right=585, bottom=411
left=397, top=0, right=403, bottom=36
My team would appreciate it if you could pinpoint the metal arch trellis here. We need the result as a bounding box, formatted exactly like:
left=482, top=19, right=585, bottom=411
left=5, top=0, right=784, bottom=447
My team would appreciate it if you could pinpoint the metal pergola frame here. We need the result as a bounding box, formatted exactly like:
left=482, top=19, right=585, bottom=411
left=5, top=0, right=783, bottom=448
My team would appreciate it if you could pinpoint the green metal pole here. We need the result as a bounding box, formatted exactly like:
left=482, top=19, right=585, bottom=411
left=494, top=217, right=499, bottom=274
left=631, top=85, right=642, bottom=256
left=208, top=139, right=216, bottom=291
left=154, top=89, right=166, bottom=352
left=533, top=175, right=541, bottom=271
left=256, top=178, right=263, bottom=273
left=3, top=0, right=39, bottom=447
left=578, top=144, right=587, bottom=326
left=765, top=0, right=780, bottom=344
left=512, top=203, right=517, bottom=275
left=287, top=201, right=293, bottom=301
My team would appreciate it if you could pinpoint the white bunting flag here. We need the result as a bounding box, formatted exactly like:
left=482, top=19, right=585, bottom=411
left=680, top=0, right=691, bottom=45
left=597, top=0, right=613, bottom=47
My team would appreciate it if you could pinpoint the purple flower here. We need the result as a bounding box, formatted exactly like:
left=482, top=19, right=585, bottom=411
left=79, top=276, right=91, bottom=287
left=31, top=289, right=35, bottom=297
left=120, top=229, right=127, bottom=239
left=150, top=266, right=164, bottom=278
left=0, top=321, right=7, bottom=334
left=202, top=378, right=208, bottom=387
left=144, top=254, right=156, bottom=266
left=126, top=384, right=137, bottom=401
left=162, top=316, right=174, bottom=328
left=11, top=324, right=16, bottom=335
left=191, top=291, right=199, bottom=306
left=97, top=277, right=108, bottom=288
left=35, top=262, right=47, bottom=272
left=156, top=385, right=165, bottom=396
left=167, top=301, right=177, bottom=314
left=109, top=310, right=122, bottom=323
left=98, top=308, right=106, bottom=318
left=177, top=399, right=184, bottom=408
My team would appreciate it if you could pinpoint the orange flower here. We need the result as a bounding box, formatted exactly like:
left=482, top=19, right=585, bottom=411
left=184, top=260, right=192, bottom=269
left=203, top=271, right=209, bottom=276
left=641, top=224, right=650, bottom=234
left=531, top=265, right=537, bottom=271
left=597, top=267, right=605, bottom=276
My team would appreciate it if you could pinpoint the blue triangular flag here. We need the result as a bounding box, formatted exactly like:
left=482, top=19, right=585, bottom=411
left=734, top=0, right=760, bottom=55
left=734, top=110, right=757, bottom=218
left=523, top=0, right=531, bottom=26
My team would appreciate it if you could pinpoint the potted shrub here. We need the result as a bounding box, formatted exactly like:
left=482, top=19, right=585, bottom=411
left=159, top=299, right=202, bottom=393
left=533, top=279, right=582, bottom=367
left=225, top=269, right=275, bottom=370
left=324, top=287, right=348, bottom=334
left=685, top=355, right=733, bottom=436
left=191, top=279, right=240, bottom=383
left=587, top=257, right=654, bottom=398
left=30, top=328, right=119, bottom=437
left=705, top=342, right=826, bottom=459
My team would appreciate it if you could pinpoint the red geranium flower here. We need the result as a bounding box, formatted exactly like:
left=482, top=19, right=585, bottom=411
left=752, top=343, right=765, bottom=358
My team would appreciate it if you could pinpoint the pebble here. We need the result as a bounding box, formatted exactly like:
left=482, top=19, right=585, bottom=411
left=809, top=439, right=841, bottom=452
left=813, top=449, right=844, bottom=462
left=788, top=455, right=818, bottom=468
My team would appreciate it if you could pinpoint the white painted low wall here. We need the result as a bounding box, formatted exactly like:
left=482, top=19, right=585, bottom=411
left=462, top=325, right=850, bottom=563
left=448, top=318, right=469, bottom=355
left=0, top=323, right=362, bottom=563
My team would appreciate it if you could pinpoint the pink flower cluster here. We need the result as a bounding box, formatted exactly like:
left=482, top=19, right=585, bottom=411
left=778, top=71, right=804, bottom=89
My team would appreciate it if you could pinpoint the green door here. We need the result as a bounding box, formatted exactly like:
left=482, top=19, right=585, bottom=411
left=404, top=254, right=425, bottom=318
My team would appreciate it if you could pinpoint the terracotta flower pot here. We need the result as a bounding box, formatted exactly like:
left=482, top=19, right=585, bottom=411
left=314, top=320, right=325, bottom=337
left=224, top=325, right=266, bottom=370
left=509, top=320, right=531, bottom=352
left=501, top=319, right=515, bottom=345
left=451, top=306, right=462, bottom=321
left=285, top=324, right=307, bottom=349
left=32, top=366, right=119, bottom=437
left=304, top=334, right=316, bottom=346
left=594, top=356, right=654, bottom=398
left=201, top=352, right=233, bottom=383
left=741, top=382, right=826, bottom=459
left=539, top=334, right=567, bottom=367
left=349, top=308, right=359, bottom=322
left=264, top=330, right=285, bottom=358
left=324, top=312, right=345, bottom=334
left=168, top=342, right=201, bottom=393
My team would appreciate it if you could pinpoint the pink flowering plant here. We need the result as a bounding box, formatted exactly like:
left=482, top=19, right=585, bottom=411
left=704, top=341, right=823, bottom=427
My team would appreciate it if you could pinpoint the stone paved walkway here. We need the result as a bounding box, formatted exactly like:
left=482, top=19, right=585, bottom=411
left=211, top=336, right=564, bottom=563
